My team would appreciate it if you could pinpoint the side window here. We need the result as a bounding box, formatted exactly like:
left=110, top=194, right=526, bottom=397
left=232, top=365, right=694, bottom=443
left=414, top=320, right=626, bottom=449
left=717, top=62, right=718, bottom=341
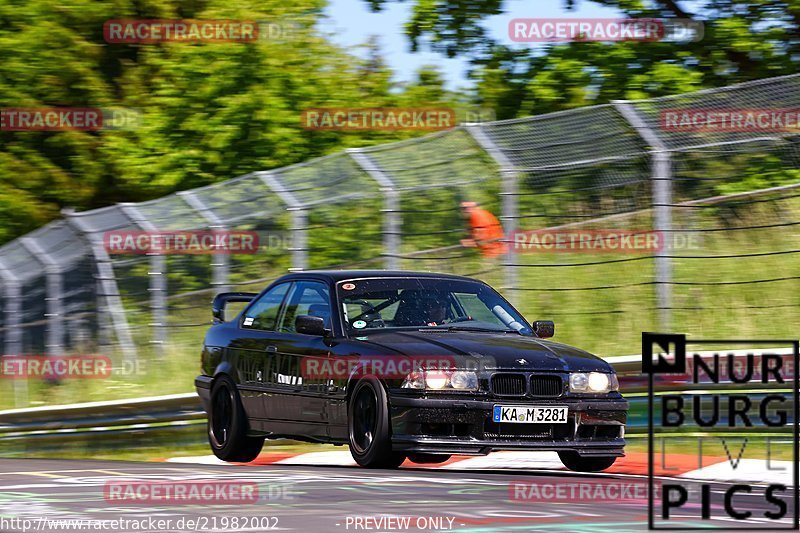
left=278, top=281, right=331, bottom=333
left=242, top=283, right=291, bottom=330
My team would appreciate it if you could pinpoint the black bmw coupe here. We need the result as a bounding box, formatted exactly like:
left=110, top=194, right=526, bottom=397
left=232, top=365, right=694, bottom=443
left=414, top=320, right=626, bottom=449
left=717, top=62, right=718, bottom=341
left=196, top=271, right=628, bottom=471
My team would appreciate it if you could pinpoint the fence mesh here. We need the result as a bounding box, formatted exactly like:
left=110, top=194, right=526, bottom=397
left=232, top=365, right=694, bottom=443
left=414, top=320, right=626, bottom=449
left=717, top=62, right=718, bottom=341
left=630, top=74, right=800, bottom=151
left=1, top=74, right=799, bottom=404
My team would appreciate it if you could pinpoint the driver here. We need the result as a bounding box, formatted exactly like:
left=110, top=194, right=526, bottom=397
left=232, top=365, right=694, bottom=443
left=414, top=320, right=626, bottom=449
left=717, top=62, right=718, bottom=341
left=420, top=294, right=449, bottom=326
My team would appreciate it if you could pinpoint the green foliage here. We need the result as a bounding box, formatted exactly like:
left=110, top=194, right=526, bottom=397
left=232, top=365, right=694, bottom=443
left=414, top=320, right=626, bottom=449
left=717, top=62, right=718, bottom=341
left=0, top=0, right=463, bottom=244
left=367, top=0, right=800, bottom=118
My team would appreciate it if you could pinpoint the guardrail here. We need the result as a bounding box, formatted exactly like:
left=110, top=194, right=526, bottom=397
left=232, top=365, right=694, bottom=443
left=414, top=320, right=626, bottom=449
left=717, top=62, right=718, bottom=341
left=0, top=348, right=794, bottom=447
left=0, top=393, right=205, bottom=448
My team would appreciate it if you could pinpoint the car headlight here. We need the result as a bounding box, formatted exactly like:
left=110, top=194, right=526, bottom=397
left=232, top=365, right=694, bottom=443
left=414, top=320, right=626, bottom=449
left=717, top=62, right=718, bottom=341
left=569, top=372, right=618, bottom=393
left=425, top=370, right=449, bottom=389
left=401, top=370, right=479, bottom=390
left=450, top=371, right=479, bottom=390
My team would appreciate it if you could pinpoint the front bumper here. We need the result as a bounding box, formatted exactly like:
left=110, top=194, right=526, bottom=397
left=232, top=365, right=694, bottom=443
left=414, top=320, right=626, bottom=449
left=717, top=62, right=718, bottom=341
left=389, top=394, right=628, bottom=456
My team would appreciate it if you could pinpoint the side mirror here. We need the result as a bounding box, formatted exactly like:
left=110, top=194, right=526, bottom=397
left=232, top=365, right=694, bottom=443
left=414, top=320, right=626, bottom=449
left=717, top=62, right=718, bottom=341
left=295, top=315, right=329, bottom=336
left=533, top=320, right=555, bottom=339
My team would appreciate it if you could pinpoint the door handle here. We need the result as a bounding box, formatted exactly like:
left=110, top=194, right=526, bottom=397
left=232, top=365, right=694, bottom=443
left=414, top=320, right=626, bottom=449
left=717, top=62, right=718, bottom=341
left=266, top=345, right=277, bottom=353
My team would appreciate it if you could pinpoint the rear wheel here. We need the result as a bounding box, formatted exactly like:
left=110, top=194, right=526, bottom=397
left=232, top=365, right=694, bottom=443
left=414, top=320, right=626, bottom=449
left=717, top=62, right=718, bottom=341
left=348, top=378, right=406, bottom=468
left=558, top=451, right=616, bottom=472
left=208, top=375, right=264, bottom=463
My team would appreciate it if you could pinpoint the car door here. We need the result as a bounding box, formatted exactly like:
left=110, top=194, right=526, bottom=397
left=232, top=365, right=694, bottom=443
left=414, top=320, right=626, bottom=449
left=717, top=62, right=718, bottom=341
left=269, top=280, right=333, bottom=437
left=232, top=281, right=291, bottom=430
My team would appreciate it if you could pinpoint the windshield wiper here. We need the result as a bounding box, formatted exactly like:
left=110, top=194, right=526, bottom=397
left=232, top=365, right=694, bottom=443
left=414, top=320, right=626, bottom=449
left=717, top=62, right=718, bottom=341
left=440, top=326, right=519, bottom=334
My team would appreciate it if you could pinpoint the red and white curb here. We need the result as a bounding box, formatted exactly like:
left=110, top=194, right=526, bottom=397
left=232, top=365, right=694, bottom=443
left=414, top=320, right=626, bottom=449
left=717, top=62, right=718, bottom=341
left=165, top=451, right=792, bottom=484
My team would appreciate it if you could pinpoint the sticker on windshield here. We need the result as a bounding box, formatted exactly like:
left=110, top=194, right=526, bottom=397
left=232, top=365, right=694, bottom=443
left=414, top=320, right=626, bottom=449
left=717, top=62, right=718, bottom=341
left=352, top=320, right=367, bottom=329
left=342, top=283, right=356, bottom=290
left=243, top=317, right=254, bottom=326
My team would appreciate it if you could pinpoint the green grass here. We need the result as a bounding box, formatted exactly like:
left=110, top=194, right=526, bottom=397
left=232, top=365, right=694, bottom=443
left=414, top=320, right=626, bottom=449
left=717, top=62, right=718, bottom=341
left=497, top=196, right=800, bottom=360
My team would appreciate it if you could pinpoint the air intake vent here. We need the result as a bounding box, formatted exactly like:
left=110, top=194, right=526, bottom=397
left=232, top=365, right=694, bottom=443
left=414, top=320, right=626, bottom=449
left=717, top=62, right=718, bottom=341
left=530, top=375, right=563, bottom=397
left=490, top=373, right=526, bottom=396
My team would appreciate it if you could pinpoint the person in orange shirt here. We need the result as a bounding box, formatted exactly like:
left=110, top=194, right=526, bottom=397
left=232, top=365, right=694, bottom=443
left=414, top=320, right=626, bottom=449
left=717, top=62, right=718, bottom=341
left=460, top=201, right=507, bottom=257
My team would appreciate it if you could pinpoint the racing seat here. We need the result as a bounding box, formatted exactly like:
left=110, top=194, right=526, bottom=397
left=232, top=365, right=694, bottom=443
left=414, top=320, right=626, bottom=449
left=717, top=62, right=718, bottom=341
left=307, top=303, right=331, bottom=329
left=392, top=291, right=427, bottom=326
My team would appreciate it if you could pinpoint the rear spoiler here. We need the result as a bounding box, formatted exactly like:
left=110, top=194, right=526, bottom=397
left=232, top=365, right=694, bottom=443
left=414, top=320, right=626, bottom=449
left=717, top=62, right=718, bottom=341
left=212, top=292, right=257, bottom=323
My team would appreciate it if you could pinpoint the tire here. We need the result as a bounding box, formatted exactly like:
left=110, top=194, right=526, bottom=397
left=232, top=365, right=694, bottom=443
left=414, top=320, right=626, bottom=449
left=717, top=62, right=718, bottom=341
left=558, top=451, right=617, bottom=472
left=408, top=453, right=452, bottom=465
left=208, top=375, right=264, bottom=463
left=348, top=378, right=406, bottom=468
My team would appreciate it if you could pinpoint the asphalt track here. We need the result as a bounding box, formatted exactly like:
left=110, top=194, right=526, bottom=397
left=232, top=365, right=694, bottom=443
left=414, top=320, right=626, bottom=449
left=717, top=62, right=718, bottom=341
left=0, top=458, right=795, bottom=533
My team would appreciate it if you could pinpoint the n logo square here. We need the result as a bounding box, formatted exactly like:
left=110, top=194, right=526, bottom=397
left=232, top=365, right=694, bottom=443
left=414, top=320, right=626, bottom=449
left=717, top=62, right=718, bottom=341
left=642, top=332, right=686, bottom=374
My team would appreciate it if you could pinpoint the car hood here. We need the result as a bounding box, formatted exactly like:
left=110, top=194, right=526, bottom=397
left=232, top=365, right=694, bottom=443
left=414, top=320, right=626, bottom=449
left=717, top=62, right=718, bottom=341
left=353, top=330, right=612, bottom=373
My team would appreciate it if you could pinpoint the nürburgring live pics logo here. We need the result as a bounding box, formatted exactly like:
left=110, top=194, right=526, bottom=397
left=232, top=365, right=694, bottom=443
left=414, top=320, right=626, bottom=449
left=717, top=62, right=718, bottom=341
left=643, top=332, right=799, bottom=530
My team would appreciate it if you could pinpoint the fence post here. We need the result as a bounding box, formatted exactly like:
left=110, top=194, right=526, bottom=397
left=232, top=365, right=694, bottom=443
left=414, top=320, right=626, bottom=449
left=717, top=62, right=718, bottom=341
left=61, top=209, right=138, bottom=364
left=178, top=192, right=230, bottom=293
left=0, top=258, right=26, bottom=406
left=347, top=149, right=400, bottom=270
left=464, top=124, right=519, bottom=301
left=0, top=262, right=22, bottom=357
left=119, top=205, right=167, bottom=358
left=289, top=209, right=308, bottom=271
left=613, top=101, right=673, bottom=331
left=19, top=238, right=64, bottom=357
left=257, top=172, right=307, bottom=271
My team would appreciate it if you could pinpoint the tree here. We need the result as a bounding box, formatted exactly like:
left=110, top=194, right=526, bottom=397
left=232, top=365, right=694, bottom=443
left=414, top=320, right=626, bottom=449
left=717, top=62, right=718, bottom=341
left=365, top=0, right=800, bottom=118
left=0, top=0, right=458, bottom=243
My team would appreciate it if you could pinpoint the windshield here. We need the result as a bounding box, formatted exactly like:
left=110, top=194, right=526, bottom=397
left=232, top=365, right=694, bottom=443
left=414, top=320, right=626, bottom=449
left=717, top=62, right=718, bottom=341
left=337, top=277, right=531, bottom=336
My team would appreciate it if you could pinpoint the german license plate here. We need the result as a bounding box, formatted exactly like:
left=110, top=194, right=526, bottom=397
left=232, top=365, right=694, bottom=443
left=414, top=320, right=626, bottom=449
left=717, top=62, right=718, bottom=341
left=492, top=405, right=568, bottom=424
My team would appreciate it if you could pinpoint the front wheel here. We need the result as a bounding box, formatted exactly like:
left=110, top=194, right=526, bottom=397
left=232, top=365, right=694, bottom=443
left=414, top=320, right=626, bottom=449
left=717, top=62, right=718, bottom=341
left=208, top=375, right=264, bottom=463
left=558, top=451, right=617, bottom=472
left=348, top=378, right=406, bottom=468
